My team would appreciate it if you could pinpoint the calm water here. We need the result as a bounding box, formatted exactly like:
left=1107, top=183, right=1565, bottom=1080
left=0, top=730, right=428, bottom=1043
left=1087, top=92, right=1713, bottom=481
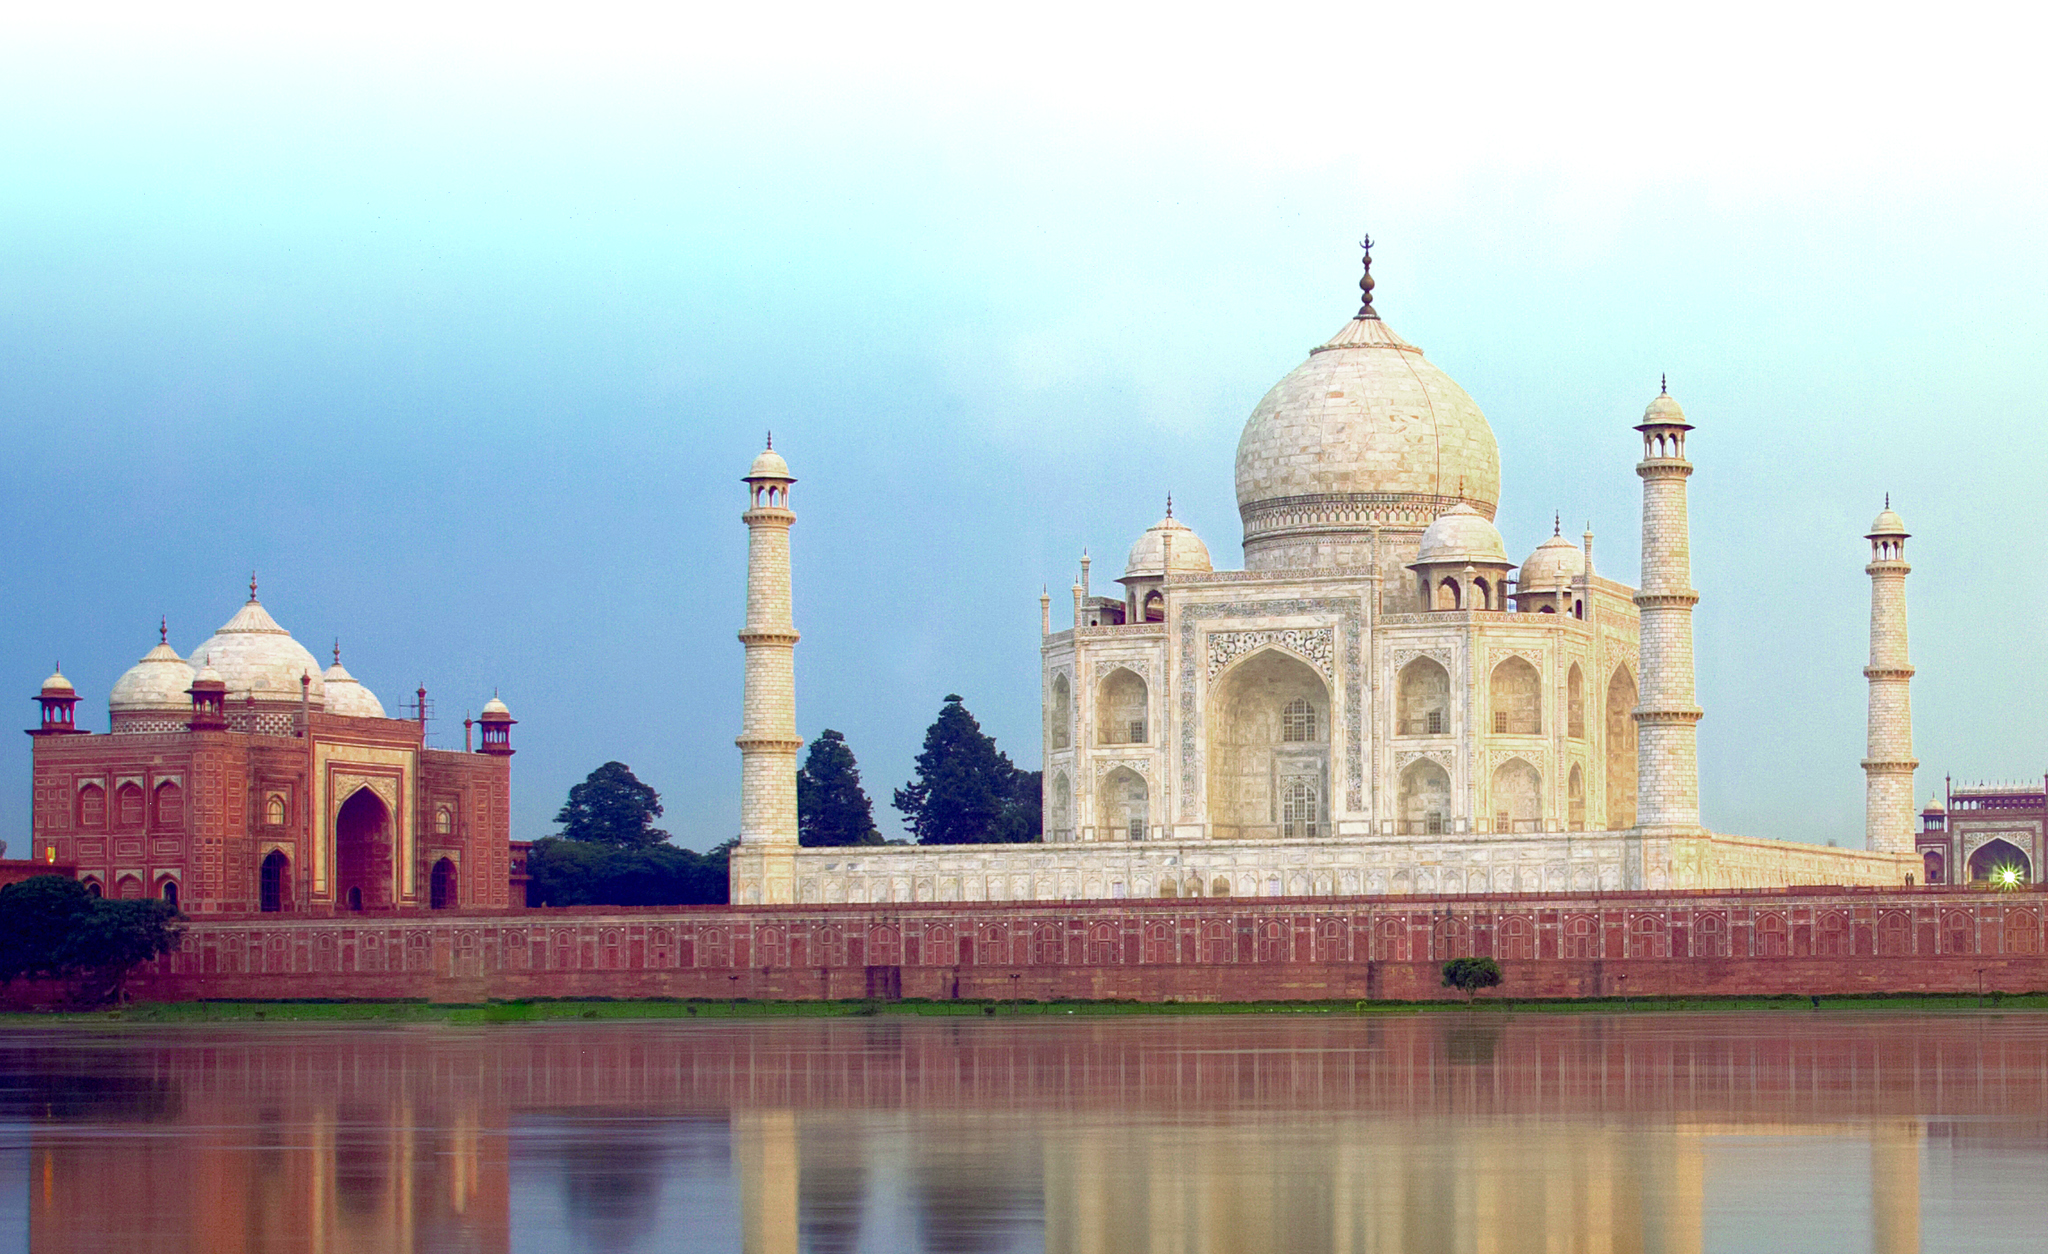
left=3, top=1011, right=2046, bottom=1252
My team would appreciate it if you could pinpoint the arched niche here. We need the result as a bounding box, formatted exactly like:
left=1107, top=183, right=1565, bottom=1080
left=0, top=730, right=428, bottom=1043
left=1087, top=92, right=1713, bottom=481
left=1490, top=657, right=1541, bottom=735
left=1969, top=838, right=2031, bottom=885
left=1433, top=578, right=1461, bottom=611
left=430, top=857, right=458, bottom=909
left=1050, top=772, right=1073, bottom=842
left=1567, top=663, right=1586, bottom=739
left=1141, top=590, right=1165, bottom=622
left=1399, top=758, right=1452, bottom=835
left=1098, top=767, right=1147, bottom=842
left=1396, top=658, right=1449, bottom=737
left=335, top=787, right=394, bottom=910
left=260, top=849, right=290, bottom=913
left=1206, top=649, right=1330, bottom=842
left=1491, top=757, right=1541, bottom=833
left=1568, top=763, right=1586, bottom=831
left=1098, top=667, right=1148, bottom=746
left=1605, top=666, right=1638, bottom=829
left=1049, top=673, right=1072, bottom=750
left=153, top=781, right=183, bottom=829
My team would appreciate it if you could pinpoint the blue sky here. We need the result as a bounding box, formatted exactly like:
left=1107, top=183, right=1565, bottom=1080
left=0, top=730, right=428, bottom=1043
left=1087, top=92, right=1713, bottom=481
left=3, top=2, right=2044, bottom=850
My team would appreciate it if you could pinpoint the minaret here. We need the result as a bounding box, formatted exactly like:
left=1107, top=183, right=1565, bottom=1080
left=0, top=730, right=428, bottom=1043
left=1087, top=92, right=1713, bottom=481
left=1863, top=500, right=1917, bottom=853
left=733, top=438, right=802, bottom=904
left=1633, top=380, right=1704, bottom=831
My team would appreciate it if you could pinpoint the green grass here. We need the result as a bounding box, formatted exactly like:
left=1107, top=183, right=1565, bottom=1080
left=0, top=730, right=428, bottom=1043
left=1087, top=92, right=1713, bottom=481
left=4, top=990, right=2047, bottom=1026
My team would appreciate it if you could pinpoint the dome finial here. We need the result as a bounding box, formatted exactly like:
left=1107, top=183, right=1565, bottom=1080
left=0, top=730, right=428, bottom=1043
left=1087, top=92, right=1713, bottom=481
left=248, top=571, right=259, bottom=602
left=765, top=429, right=773, bottom=450
left=1165, top=492, right=1174, bottom=518
left=333, top=639, right=341, bottom=666
left=1554, top=512, right=1561, bottom=537
left=1355, top=234, right=1378, bottom=319
left=1660, top=373, right=1667, bottom=396
left=159, top=616, right=168, bottom=645
left=1885, top=491, right=1891, bottom=509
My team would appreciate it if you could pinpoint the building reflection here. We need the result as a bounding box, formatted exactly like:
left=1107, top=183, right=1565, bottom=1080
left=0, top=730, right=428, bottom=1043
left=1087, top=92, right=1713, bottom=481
left=13, top=1014, right=2040, bottom=1252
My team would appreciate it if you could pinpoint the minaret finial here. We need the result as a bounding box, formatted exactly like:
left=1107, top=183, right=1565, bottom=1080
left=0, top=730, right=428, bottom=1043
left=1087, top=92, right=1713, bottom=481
left=1885, top=492, right=1891, bottom=509
left=1554, top=512, right=1561, bottom=537
left=1355, top=234, right=1378, bottom=319
left=249, top=571, right=259, bottom=601
left=159, top=616, right=168, bottom=645
left=1660, top=373, right=1667, bottom=395
left=765, top=429, right=773, bottom=450
left=1165, top=492, right=1174, bottom=518
left=333, top=639, right=341, bottom=666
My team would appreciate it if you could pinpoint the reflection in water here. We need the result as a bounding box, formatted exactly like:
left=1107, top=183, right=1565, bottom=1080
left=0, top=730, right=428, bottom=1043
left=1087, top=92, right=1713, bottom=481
left=9, top=1013, right=2048, bottom=1251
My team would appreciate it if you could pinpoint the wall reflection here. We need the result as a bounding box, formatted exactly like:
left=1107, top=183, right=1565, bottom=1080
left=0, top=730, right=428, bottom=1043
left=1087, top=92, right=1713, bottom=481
left=10, top=1013, right=2048, bottom=1253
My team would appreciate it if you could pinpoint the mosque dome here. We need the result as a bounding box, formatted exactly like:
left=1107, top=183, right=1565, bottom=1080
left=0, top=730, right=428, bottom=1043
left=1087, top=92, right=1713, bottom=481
left=1518, top=533, right=1589, bottom=589
left=481, top=695, right=511, bottom=716
left=1413, top=503, right=1507, bottom=567
left=1235, top=245, right=1500, bottom=561
left=185, top=589, right=325, bottom=706
left=1640, top=391, right=1690, bottom=426
left=1122, top=511, right=1213, bottom=580
left=321, top=653, right=386, bottom=719
left=111, top=638, right=196, bottom=713
left=746, top=446, right=792, bottom=480
left=1922, top=796, right=1945, bottom=816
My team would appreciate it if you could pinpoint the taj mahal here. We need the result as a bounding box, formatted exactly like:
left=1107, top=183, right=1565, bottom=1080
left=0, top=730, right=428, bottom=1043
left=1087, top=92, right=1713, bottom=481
left=728, top=241, right=1922, bottom=906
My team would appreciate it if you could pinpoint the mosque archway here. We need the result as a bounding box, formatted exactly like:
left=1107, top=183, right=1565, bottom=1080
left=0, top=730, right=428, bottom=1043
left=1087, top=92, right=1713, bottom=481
left=1491, top=758, right=1542, bottom=833
left=1399, top=759, right=1452, bottom=835
left=260, top=850, right=290, bottom=913
left=1605, top=666, right=1638, bottom=829
left=1397, top=658, right=1449, bottom=736
left=1098, top=767, right=1147, bottom=842
left=1098, top=668, right=1148, bottom=745
left=1969, top=839, right=2031, bottom=886
left=1206, top=649, right=1329, bottom=842
left=335, top=787, right=394, bottom=910
left=430, top=858, right=458, bottom=909
left=1049, top=674, right=1072, bottom=750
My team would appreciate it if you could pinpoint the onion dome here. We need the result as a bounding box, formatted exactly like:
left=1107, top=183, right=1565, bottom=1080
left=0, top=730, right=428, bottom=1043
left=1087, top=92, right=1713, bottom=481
left=1519, top=533, right=1589, bottom=589
left=321, top=646, right=385, bottom=719
left=110, top=636, right=197, bottom=714
left=1638, top=378, right=1691, bottom=430
left=184, top=580, right=325, bottom=707
left=1413, top=503, right=1507, bottom=567
left=192, top=659, right=224, bottom=686
left=1122, top=510, right=1214, bottom=580
left=1235, top=239, right=1500, bottom=560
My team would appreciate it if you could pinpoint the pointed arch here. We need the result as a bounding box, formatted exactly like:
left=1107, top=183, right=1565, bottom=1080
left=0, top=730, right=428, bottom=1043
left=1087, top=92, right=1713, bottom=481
left=335, top=786, right=394, bottom=911
left=1050, top=771, right=1073, bottom=842
left=1489, top=657, right=1541, bottom=735
left=1399, top=758, right=1452, bottom=835
left=153, top=780, right=184, bottom=829
left=1049, top=672, right=1072, bottom=750
left=1568, top=763, right=1586, bottom=831
left=115, top=782, right=144, bottom=828
left=77, top=783, right=106, bottom=829
left=1490, top=757, right=1542, bottom=833
left=1396, top=657, right=1450, bottom=736
left=1207, top=648, right=1330, bottom=841
left=1567, top=663, right=1585, bottom=739
left=1605, top=665, right=1638, bottom=829
left=430, top=857, right=458, bottom=909
left=1099, top=766, right=1147, bottom=842
left=260, top=849, right=290, bottom=913
left=1097, top=666, right=1148, bottom=745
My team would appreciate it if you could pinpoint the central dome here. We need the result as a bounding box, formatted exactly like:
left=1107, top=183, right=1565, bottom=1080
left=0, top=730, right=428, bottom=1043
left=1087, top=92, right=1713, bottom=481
left=1235, top=255, right=1500, bottom=569
left=187, top=595, right=326, bottom=707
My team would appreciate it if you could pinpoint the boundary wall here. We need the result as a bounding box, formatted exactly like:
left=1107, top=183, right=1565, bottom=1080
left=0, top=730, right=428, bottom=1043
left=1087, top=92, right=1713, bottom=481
left=118, top=886, right=2048, bottom=1004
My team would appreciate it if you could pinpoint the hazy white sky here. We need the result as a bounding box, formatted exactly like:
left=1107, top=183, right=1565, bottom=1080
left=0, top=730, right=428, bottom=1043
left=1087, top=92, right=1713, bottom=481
left=3, top=1, right=2044, bottom=848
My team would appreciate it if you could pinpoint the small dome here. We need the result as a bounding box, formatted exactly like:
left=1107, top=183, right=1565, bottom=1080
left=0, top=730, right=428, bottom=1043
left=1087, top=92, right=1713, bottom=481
left=1868, top=507, right=1908, bottom=538
left=745, top=446, right=792, bottom=481
left=321, top=661, right=386, bottom=719
left=1639, top=390, right=1690, bottom=427
left=192, top=660, right=224, bottom=686
left=480, top=695, right=511, bottom=717
left=1518, top=533, right=1588, bottom=590
left=1413, top=503, right=1507, bottom=567
left=1123, top=513, right=1214, bottom=580
left=1923, top=796, right=1945, bottom=815
left=111, top=641, right=196, bottom=713
left=39, top=669, right=74, bottom=695
left=185, top=596, right=325, bottom=707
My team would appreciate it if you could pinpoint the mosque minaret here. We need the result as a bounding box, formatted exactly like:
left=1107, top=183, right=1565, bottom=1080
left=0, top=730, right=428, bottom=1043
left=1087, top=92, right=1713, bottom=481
left=1631, top=383, right=1704, bottom=833
left=1862, top=501, right=1917, bottom=854
left=733, top=439, right=802, bottom=904
left=730, top=241, right=1920, bottom=906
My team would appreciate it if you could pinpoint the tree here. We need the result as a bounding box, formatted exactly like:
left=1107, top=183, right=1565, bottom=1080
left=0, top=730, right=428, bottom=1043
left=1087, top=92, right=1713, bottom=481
left=893, top=695, right=1040, bottom=844
left=0, top=876, right=183, bottom=1004
left=1441, top=956, right=1503, bottom=1003
left=556, top=761, right=668, bottom=848
left=798, top=730, right=882, bottom=846
left=525, top=837, right=732, bottom=907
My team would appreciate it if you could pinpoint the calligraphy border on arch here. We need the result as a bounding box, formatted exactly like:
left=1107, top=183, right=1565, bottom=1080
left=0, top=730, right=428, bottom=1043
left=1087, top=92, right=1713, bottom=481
left=1178, top=597, right=1364, bottom=819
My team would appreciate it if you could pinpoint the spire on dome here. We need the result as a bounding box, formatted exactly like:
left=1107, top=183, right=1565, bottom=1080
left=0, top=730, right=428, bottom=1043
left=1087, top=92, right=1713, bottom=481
left=765, top=430, right=773, bottom=450
left=1554, top=512, right=1561, bottom=537
left=1354, top=234, right=1378, bottom=320
left=1660, top=373, right=1668, bottom=395
left=159, top=616, right=168, bottom=645
left=249, top=571, right=259, bottom=602
left=333, top=639, right=341, bottom=666
left=1165, top=492, right=1174, bottom=518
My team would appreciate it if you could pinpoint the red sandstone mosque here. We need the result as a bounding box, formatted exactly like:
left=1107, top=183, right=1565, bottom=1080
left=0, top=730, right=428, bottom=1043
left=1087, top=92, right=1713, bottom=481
left=25, top=580, right=517, bottom=914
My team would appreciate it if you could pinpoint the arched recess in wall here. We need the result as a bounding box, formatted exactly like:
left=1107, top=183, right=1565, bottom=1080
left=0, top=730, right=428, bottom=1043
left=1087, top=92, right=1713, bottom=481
left=77, top=784, right=105, bottom=829
left=1567, top=664, right=1585, bottom=739
left=1434, top=578, right=1461, bottom=610
left=1098, top=767, right=1147, bottom=842
left=115, top=782, right=144, bottom=828
left=1098, top=668, right=1147, bottom=745
left=430, top=858, right=458, bottom=909
left=1605, top=666, right=1638, bottom=829
left=1141, top=590, right=1165, bottom=622
left=1049, top=673, right=1072, bottom=750
left=1396, top=658, right=1449, bottom=736
left=1207, top=649, right=1329, bottom=842
left=1490, top=657, right=1541, bottom=735
left=1491, top=758, right=1541, bottom=833
left=153, top=781, right=183, bottom=829
left=335, top=786, right=394, bottom=911
left=260, top=850, right=290, bottom=913
left=1568, top=764, right=1586, bottom=831
left=1969, top=838, right=2031, bottom=884
left=1050, top=772, right=1073, bottom=842
left=1399, top=759, right=1452, bottom=835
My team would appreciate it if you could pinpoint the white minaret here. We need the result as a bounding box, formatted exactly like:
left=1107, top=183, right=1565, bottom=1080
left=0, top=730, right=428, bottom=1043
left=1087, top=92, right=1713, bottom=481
left=1863, top=500, right=1917, bottom=853
left=732, top=439, right=802, bottom=904
left=1633, top=381, right=1704, bottom=832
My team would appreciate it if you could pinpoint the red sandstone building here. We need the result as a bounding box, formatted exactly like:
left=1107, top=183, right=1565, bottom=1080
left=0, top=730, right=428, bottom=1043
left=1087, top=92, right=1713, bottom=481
left=1918, top=779, right=2047, bottom=886
left=26, top=585, right=516, bottom=914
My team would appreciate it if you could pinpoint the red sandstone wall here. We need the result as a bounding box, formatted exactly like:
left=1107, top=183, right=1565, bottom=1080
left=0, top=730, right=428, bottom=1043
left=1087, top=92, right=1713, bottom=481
left=116, top=887, right=2048, bottom=1004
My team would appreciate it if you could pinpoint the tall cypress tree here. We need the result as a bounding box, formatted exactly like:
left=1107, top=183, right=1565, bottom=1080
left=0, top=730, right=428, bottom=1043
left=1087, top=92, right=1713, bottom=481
left=894, top=695, right=1038, bottom=844
left=797, top=729, right=882, bottom=846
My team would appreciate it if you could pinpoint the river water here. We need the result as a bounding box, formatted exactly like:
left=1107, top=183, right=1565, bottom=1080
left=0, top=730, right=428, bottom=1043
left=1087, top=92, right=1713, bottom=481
left=2, top=1011, right=2045, bottom=1252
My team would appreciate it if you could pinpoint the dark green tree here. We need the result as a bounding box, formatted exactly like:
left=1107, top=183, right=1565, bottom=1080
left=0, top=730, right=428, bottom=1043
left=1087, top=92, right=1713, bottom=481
left=894, top=695, right=1039, bottom=844
left=555, top=761, right=668, bottom=848
left=1441, top=955, right=1504, bottom=1003
left=0, top=875, right=184, bottom=1003
left=798, top=729, right=883, bottom=846
left=525, top=838, right=731, bottom=907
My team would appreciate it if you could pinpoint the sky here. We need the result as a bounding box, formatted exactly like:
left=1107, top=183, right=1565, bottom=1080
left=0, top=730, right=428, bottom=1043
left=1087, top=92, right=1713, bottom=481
left=2, top=1, right=2044, bottom=851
